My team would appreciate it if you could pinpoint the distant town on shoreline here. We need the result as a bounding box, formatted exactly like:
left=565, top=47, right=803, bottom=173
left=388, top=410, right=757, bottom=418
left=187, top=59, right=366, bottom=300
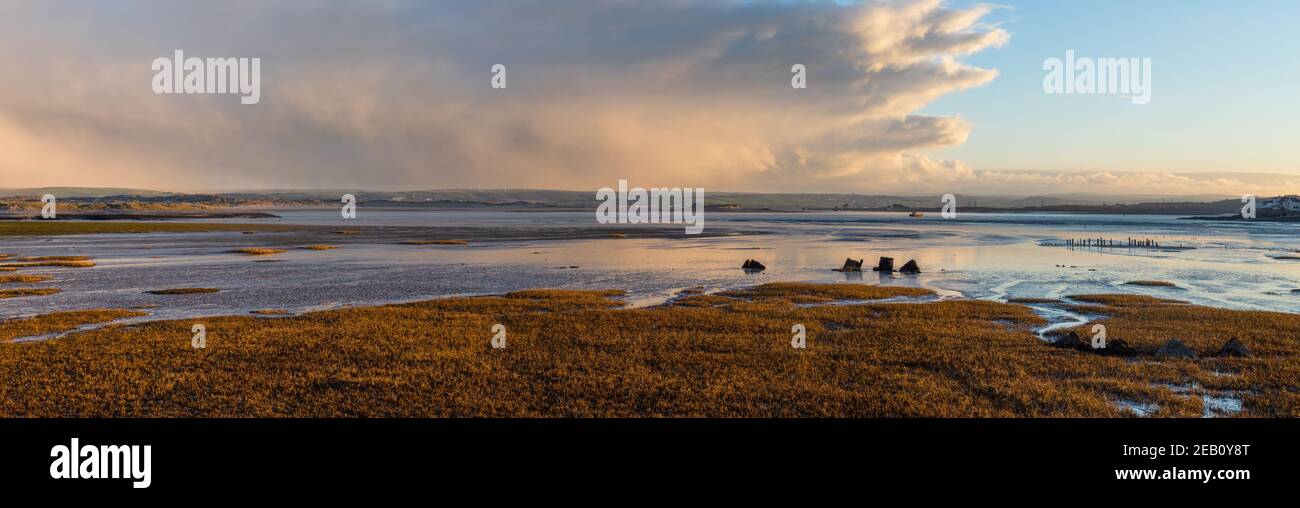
left=3, top=187, right=1296, bottom=218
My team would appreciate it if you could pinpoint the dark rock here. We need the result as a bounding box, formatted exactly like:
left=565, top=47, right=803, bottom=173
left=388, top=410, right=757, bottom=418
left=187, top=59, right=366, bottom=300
left=1051, top=332, right=1085, bottom=349
left=899, top=259, right=921, bottom=274
left=1099, top=338, right=1137, bottom=356
left=834, top=258, right=863, bottom=272
left=741, top=259, right=766, bottom=271
left=1216, top=338, right=1252, bottom=357
left=871, top=256, right=895, bottom=272
left=1154, top=339, right=1197, bottom=359
left=1052, top=332, right=1137, bottom=356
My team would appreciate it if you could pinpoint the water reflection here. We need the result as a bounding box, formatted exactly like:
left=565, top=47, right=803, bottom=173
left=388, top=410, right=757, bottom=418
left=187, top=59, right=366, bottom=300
left=2, top=210, right=1299, bottom=322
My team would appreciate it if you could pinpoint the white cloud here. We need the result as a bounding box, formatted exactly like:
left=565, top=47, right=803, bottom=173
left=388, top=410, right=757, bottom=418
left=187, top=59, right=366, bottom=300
left=13, top=0, right=1276, bottom=197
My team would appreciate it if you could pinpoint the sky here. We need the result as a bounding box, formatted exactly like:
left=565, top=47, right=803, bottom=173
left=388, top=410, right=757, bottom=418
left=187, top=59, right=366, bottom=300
left=0, top=0, right=1297, bottom=196
left=925, top=0, right=1300, bottom=190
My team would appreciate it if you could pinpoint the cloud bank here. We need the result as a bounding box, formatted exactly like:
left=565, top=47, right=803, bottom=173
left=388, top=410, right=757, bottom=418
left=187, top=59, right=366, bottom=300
left=0, top=0, right=1285, bottom=196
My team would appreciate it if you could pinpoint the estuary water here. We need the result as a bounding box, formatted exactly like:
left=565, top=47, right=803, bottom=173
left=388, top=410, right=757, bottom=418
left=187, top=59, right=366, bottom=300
left=3, top=209, right=1300, bottom=325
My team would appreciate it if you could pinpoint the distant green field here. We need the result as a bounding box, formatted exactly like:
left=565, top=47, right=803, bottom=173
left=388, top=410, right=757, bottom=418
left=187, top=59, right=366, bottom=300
left=0, top=221, right=300, bottom=236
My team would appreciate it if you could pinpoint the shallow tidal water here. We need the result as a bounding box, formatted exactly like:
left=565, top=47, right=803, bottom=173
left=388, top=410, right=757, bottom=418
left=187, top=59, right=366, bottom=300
left=4, top=210, right=1300, bottom=327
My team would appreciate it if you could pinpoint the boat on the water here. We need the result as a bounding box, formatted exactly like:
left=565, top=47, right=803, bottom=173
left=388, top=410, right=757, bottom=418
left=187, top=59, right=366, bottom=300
left=908, top=211, right=924, bottom=218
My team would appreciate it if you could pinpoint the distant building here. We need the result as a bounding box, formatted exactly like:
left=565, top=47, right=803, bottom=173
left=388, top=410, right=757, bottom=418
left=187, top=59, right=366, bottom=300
left=1260, top=195, right=1300, bottom=215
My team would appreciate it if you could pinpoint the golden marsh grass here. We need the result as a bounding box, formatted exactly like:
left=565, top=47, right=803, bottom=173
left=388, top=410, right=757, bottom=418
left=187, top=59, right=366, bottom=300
left=146, top=288, right=221, bottom=295
left=1124, top=280, right=1179, bottom=288
left=15, top=256, right=92, bottom=262
left=231, top=248, right=287, bottom=256
left=0, top=288, right=61, bottom=299
left=400, top=239, right=469, bottom=245
left=1, top=309, right=148, bottom=342
left=3, top=283, right=1288, bottom=417
left=0, top=275, right=53, bottom=284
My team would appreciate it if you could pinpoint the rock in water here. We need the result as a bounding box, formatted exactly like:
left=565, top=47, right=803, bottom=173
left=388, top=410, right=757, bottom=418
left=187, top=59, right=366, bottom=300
left=836, top=258, right=863, bottom=272
left=741, top=259, right=766, bottom=271
left=1216, top=338, right=1252, bottom=357
left=899, top=259, right=921, bottom=274
left=871, top=257, right=895, bottom=272
left=1154, top=339, right=1197, bottom=359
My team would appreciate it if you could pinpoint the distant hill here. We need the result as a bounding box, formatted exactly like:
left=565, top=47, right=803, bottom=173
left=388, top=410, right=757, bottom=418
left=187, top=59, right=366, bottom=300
left=0, top=187, right=1248, bottom=215
left=0, top=187, right=176, bottom=198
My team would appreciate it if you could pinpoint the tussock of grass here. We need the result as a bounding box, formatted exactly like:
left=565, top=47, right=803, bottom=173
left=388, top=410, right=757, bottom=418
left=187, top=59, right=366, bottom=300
left=300, top=245, right=337, bottom=250
left=0, top=260, right=95, bottom=268
left=1124, top=280, right=1179, bottom=288
left=0, top=275, right=52, bottom=284
left=1065, top=304, right=1110, bottom=315
left=146, top=288, right=220, bottom=295
left=0, top=288, right=61, bottom=299
left=15, top=256, right=91, bottom=262
left=400, top=239, right=468, bottom=245
left=673, top=294, right=737, bottom=307
left=1, top=309, right=147, bottom=342
left=1068, top=294, right=1186, bottom=306
left=231, top=248, right=286, bottom=256
left=251, top=309, right=292, bottom=315
left=0, top=268, right=14, bottom=272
